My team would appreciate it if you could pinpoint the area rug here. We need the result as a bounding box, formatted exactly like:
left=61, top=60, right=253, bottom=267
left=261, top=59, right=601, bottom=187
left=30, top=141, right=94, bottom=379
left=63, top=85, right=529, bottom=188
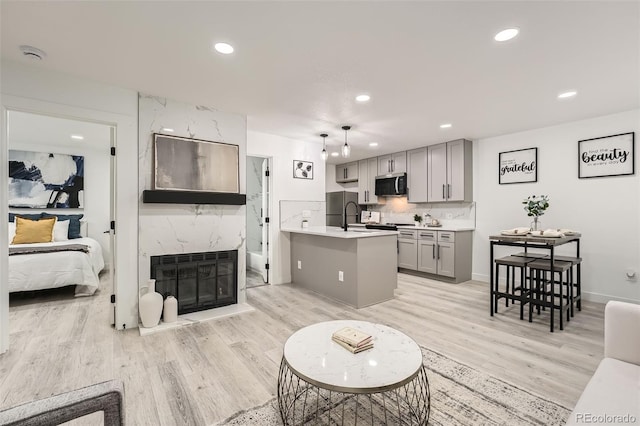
left=217, top=347, right=571, bottom=425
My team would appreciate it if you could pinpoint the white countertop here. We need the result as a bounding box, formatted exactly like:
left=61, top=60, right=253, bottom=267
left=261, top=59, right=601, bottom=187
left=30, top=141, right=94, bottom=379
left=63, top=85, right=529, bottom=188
left=350, top=223, right=475, bottom=232
left=281, top=225, right=398, bottom=239
left=283, top=320, right=423, bottom=392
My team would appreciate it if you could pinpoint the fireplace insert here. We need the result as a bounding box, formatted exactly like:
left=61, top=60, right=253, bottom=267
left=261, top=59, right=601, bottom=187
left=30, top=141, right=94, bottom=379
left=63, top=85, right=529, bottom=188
left=150, top=250, right=237, bottom=315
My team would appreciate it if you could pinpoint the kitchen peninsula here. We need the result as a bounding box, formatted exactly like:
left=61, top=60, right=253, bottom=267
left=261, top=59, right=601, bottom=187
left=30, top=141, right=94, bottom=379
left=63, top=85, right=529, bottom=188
left=282, top=226, right=398, bottom=308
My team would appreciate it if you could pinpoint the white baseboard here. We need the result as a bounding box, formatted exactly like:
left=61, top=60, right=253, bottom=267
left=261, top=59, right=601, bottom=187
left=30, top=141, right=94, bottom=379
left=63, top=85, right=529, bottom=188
left=470, top=273, right=639, bottom=305
left=581, top=291, right=640, bottom=305
left=472, top=273, right=489, bottom=283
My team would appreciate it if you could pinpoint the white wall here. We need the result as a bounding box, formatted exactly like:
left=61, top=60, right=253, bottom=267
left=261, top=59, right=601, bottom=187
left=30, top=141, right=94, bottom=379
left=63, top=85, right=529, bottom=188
left=8, top=114, right=112, bottom=263
left=473, top=109, right=640, bottom=303
left=247, top=130, right=325, bottom=284
left=1, top=61, right=139, bottom=335
left=138, top=94, right=247, bottom=305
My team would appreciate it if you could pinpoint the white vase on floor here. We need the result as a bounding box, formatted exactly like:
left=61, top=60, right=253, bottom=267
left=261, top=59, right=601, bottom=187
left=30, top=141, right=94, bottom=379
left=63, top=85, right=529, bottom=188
left=163, top=295, right=178, bottom=323
left=140, top=279, right=163, bottom=328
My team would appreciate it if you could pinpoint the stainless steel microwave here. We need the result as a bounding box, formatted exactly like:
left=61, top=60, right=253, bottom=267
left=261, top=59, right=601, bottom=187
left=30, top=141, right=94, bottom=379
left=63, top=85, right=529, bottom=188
left=375, top=173, right=407, bottom=196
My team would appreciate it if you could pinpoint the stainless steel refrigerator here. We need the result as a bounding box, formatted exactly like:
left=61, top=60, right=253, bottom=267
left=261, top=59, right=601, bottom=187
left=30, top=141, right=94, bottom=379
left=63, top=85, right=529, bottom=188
left=326, top=191, right=359, bottom=227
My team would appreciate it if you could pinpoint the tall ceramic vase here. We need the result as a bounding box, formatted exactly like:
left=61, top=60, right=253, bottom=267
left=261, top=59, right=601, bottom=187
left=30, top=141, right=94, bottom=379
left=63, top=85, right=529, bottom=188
left=140, top=279, right=163, bottom=328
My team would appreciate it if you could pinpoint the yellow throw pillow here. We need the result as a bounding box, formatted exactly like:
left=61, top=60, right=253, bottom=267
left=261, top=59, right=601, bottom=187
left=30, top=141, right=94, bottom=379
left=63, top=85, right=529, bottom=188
left=11, top=216, right=57, bottom=244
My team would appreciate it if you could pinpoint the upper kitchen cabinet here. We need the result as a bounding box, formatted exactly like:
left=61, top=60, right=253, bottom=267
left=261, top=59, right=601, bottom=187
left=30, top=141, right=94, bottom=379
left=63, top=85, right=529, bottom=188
left=378, top=152, right=407, bottom=175
left=358, top=158, right=378, bottom=205
left=427, top=139, right=472, bottom=202
left=407, top=147, right=428, bottom=203
left=335, top=161, right=359, bottom=183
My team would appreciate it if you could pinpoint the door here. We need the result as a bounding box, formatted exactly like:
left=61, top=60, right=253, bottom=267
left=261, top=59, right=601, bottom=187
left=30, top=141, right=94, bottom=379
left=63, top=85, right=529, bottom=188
left=437, top=242, right=456, bottom=277
left=447, top=140, right=465, bottom=202
left=417, top=240, right=437, bottom=274
left=407, top=147, right=428, bottom=203
left=109, top=127, right=116, bottom=325
left=428, top=143, right=447, bottom=202
left=261, top=159, right=269, bottom=283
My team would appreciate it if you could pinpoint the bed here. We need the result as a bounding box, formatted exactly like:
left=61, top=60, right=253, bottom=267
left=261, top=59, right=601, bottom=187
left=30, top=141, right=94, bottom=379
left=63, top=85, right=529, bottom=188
left=8, top=237, right=105, bottom=296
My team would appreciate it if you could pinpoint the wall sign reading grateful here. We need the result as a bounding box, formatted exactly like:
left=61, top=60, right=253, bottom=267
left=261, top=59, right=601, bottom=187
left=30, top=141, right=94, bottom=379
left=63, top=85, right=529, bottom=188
left=578, top=132, right=634, bottom=179
left=498, top=147, right=537, bottom=184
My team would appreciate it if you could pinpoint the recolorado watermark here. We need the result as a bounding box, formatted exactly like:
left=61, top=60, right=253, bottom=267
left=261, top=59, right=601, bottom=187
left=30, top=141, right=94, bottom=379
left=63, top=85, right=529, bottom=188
left=574, top=413, right=637, bottom=424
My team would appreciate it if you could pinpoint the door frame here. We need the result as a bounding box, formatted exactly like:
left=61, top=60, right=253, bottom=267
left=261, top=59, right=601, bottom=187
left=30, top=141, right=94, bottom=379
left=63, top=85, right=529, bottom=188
left=1, top=95, right=138, bottom=353
left=246, top=155, right=272, bottom=285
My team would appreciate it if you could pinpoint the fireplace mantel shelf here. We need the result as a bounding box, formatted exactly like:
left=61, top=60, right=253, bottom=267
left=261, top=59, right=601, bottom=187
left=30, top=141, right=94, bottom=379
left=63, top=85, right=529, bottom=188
left=142, top=190, right=246, bottom=205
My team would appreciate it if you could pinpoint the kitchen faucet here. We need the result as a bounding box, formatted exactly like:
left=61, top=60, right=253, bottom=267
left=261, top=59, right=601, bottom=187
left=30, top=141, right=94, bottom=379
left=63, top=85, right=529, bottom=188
left=343, top=201, right=360, bottom=232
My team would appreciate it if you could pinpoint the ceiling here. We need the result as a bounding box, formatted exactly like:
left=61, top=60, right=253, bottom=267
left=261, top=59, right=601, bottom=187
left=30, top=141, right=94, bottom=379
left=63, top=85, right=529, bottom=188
left=1, top=1, right=638, bottom=164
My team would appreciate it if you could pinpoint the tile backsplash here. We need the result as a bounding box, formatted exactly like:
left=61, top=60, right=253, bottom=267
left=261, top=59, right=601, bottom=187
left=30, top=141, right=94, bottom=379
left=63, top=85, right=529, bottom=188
left=367, top=198, right=476, bottom=228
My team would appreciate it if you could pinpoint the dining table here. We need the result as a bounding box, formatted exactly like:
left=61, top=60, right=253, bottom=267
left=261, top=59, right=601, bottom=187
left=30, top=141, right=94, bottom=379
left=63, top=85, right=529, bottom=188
left=488, top=231, right=582, bottom=320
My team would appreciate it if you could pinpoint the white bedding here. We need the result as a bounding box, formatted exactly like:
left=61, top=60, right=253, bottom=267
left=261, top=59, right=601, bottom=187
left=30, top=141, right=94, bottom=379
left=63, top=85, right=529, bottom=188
left=8, top=237, right=105, bottom=296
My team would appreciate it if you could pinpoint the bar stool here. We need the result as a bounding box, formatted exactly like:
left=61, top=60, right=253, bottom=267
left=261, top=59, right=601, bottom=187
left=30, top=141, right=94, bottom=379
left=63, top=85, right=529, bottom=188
left=551, top=255, right=583, bottom=317
left=527, top=259, right=573, bottom=332
left=493, top=255, right=537, bottom=320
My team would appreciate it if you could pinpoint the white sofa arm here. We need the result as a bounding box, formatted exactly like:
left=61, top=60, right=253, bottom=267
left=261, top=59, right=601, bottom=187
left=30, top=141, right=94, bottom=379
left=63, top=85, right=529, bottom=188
left=604, top=301, right=640, bottom=365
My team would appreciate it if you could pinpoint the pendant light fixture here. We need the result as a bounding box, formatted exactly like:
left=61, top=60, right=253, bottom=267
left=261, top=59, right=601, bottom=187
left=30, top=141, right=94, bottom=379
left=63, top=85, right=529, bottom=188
left=341, top=125, right=351, bottom=158
left=320, top=133, right=329, bottom=161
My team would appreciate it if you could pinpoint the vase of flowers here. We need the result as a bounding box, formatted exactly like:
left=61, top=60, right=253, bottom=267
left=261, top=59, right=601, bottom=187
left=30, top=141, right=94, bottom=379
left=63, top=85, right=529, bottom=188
left=523, top=195, right=549, bottom=231
left=413, top=214, right=423, bottom=227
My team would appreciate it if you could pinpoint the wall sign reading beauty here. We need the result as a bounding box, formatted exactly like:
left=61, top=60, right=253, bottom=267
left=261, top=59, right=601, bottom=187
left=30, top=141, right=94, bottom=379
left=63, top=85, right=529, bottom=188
left=578, top=132, right=635, bottom=179
left=498, top=147, right=537, bottom=184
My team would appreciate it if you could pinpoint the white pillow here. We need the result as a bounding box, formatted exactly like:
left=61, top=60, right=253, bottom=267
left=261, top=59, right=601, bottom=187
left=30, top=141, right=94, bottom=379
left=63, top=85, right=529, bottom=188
left=8, top=222, right=16, bottom=245
left=53, top=220, right=70, bottom=242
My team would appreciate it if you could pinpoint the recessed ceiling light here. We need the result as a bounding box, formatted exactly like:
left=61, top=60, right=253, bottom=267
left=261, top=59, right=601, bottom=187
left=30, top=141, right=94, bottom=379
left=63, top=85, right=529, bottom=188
left=557, top=91, right=577, bottom=99
left=440, top=123, right=452, bottom=129
left=369, top=142, right=378, bottom=147
left=161, top=128, right=175, bottom=133
left=355, top=94, right=371, bottom=102
left=494, top=28, right=519, bottom=42
left=214, top=42, right=234, bottom=54
left=70, top=135, right=84, bottom=140
left=331, top=152, right=339, bottom=157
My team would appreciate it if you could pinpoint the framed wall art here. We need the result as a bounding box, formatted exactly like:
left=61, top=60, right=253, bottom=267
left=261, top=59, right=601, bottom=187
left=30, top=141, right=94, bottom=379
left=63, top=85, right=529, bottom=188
left=9, top=150, right=84, bottom=208
left=293, top=160, right=313, bottom=179
left=578, top=132, right=635, bottom=179
left=153, top=133, right=239, bottom=193
left=498, top=147, right=537, bottom=184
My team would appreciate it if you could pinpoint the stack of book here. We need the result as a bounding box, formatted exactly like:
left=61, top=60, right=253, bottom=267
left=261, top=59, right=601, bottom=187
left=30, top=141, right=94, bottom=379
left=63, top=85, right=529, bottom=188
left=332, top=327, right=374, bottom=354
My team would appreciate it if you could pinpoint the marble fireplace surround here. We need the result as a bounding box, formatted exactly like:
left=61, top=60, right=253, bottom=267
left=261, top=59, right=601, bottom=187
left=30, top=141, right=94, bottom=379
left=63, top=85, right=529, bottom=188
left=138, top=94, right=253, bottom=334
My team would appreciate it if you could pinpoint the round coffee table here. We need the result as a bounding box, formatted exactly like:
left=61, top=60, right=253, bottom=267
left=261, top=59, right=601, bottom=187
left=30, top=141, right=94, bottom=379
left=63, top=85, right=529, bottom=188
left=277, top=320, right=430, bottom=425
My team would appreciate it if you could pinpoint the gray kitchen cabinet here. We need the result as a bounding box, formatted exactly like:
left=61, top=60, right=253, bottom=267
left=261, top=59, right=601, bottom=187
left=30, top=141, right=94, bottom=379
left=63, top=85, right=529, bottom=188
left=417, top=239, right=437, bottom=274
left=437, top=242, right=455, bottom=278
left=427, top=139, right=472, bottom=202
left=397, top=229, right=418, bottom=270
left=357, top=158, right=379, bottom=204
left=335, top=161, right=359, bottom=183
left=407, top=147, right=428, bottom=203
left=407, top=229, right=472, bottom=283
left=416, top=230, right=438, bottom=274
left=378, top=152, right=407, bottom=175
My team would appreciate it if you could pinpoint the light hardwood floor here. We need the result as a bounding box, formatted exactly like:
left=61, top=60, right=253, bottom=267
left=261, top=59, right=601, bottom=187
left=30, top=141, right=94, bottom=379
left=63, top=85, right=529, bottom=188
left=0, top=272, right=604, bottom=425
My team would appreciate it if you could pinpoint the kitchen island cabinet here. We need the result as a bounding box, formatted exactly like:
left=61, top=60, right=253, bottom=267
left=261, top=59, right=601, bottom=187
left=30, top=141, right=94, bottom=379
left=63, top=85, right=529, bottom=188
left=282, top=226, right=398, bottom=308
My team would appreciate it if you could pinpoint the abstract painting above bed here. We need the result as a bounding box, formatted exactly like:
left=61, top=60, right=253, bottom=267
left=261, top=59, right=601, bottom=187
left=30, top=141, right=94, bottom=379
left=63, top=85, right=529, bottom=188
left=8, top=150, right=84, bottom=209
